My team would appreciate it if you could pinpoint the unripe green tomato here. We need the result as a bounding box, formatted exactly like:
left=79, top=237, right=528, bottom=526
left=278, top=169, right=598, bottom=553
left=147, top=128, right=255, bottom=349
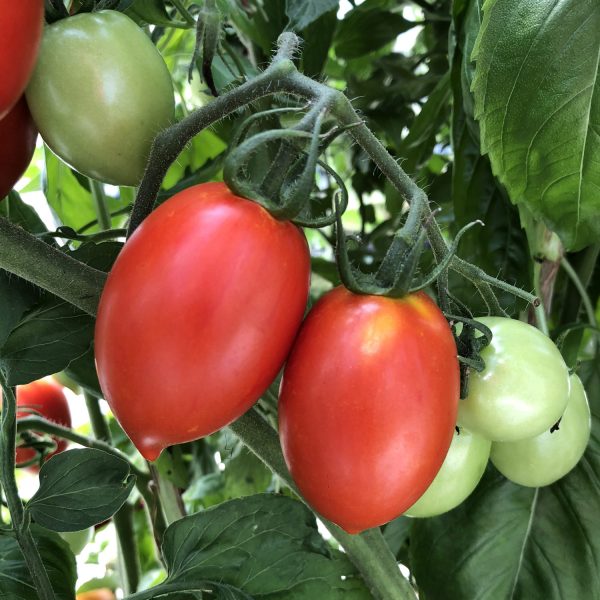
left=59, top=527, right=94, bottom=555
left=26, top=10, right=174, bottom=186
left=457, top=317, right=569, bottom=441
left=490, top=374, right=591, bottom=487
left=404, top=427, right=491, bottom=518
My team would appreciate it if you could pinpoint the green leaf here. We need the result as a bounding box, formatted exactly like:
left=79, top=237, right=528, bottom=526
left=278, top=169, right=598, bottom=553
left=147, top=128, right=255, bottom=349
left=335, top=1, right=417, bottom=60
left=410, top=370, right=600, bottom=599
left=0, top=525, right=76, bottom=600
left=152, top=494, right=370, bottom=598
left=27, top=449, right=135, bottom=532
left=0, top=298, right=94, bottom=386
left=450, top=112, right=529, bottom=306
left=286, top=0, right=338, bottom=31
left=301, top=9, right=337, bottom=78
left=0, top=241, right=119, bottom=385
left=222, top=448, right=272, bottom=499
left=126, top=0, right=177, bottom=27
left=472, top=0, right=600, bottom=250
left=225, top=0, right=287, bottom=57
left=43, top=148, right=96, bottom=232
left=397, top=71, right=451, bottom=175
left=44, top=149, right=129, bottom=232
left=63, top=345, right=102, bottom=397
left=0, top=270, right=42, bottom=351
left=0, top=191, right=48, bottom=235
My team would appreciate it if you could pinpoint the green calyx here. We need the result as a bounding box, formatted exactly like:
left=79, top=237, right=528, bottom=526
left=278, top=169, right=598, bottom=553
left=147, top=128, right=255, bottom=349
left=223, top=106, right=349, bottom=228
left=335, top=191, right=481, bottom=299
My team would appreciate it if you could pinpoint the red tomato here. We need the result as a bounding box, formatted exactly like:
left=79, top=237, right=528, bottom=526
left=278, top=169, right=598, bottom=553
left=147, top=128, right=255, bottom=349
left=95, top=182, right=310, bottom=461
left=0, top=1, right=44, bottom=118
left=0, top=96, right=37, bottom=199
left=278, top=287, right=460, bottom=533
left=15, top=379, right=72, bottom=466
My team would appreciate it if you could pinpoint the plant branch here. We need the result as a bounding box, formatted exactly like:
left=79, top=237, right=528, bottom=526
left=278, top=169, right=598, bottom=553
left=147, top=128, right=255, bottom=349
left=0, top=216, right=107, bottom=315
left=561, top=257, right=597, bottom=329
left=0, top=379, right=56, bottom=600
left=16, top=416, right=149, bottom=483
left=127, top=53, right=298, bottom=236
left=90, top=179, right=112, bottom=231
left=533, top=261, right=549, bottom=336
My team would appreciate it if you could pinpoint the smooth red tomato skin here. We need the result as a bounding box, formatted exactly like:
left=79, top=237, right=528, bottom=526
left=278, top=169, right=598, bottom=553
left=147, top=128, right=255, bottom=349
left=0, top=97, right=37, bottom=199
left=0, top=1, right=44, bottom=118
left=278, top=287, right=460, bottom=534
left=15, top=379, right=72, bottom=465
left=95, top=182, right=310, bottom=461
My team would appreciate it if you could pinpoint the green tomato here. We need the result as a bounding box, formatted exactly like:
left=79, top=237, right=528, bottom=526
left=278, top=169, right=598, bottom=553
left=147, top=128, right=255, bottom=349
left=59, top=527, right=94, bottom=555
left=457, top=317, right=569, bottom=442
left=26, top=10, right=174, bottom=186
left=490, top=374, right=591, bottom=487
left=404, top=427, right=491, bottom=518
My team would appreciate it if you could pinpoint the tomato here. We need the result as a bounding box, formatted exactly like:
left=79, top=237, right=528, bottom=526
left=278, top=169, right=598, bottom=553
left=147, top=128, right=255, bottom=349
left=404, top=427, right=491, bottom=518
left=278, top=287, right=460, bottom=533
left=0, top=1, right=44, bottom=118
left=14, top=379, right=72, bottom=466
left=0, top=97, right=37, bottom=200
left=59, top=527, right=94, bottom=556
left=458, top=317, right=569, bottom=442
left=95, top=182, right=310, bottom=461
left=25, top=10, right=174, bottom=186
left=76, top=589, right=115, bottom=600
left=490, top=374, right=591, bottom=487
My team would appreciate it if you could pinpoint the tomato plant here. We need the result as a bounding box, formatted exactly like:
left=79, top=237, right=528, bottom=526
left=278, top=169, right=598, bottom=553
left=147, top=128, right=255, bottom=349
left=95, top=182, right=310, bottom=461
left=25, top=10, right=174, bottom=186
left=0, top=2, right=599, bottom=600
left=15, top=379, right=72, bottom=466
left=0, top=97, right=37, bottom=200
left=458, top=317, right=570, bottom=441
left=278, top=287, right=460, bottom=533
left=404, top=427, right=491, bottom=518
left=490, top=374, right=591, bottom=487
left=0, top=1, right=44, bottom=118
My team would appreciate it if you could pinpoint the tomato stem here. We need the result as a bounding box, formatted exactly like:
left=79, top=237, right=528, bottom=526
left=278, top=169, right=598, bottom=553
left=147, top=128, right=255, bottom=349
left=0, top=215, right=107, bottom=315
left=84, top=392, right=141, bottom=593
left=90, top=178, right=111, bottom=231
left=533, top=261, right=550, bottom=336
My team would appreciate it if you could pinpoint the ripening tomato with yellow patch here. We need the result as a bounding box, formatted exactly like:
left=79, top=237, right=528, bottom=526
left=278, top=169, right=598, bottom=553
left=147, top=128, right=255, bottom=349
left=278, top=287, right=460, bottom=533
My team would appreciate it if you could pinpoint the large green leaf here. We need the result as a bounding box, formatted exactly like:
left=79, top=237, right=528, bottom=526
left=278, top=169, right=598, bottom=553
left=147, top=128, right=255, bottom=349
left=151, top=494, right=370, bottom=598
left=27, top=449, right=135, bottom=532
left=472, top=0, right=600, bottom=250
left=0, top=525, right=76, bottom=600
left=410, top=372, right=600, bottom=599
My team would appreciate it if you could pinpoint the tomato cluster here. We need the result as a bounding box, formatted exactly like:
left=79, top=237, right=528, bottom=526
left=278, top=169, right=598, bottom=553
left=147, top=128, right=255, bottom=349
left=403, top=318, right=591, bottom=519
left=95, top=174, right=591, bottom=532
